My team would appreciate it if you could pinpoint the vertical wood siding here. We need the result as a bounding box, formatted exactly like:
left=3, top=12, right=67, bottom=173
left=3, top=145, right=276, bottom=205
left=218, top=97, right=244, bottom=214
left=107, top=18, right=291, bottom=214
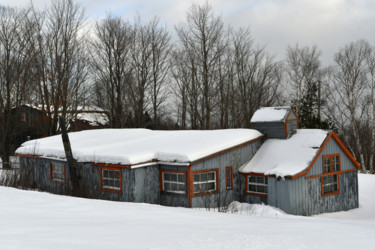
left=306, top=171, right=358, bottom=215
left=253, top=122, right=286, bottom=139
left=191, top=139, right=263, bottom=208
left=306, top=138, right=358, bottom=177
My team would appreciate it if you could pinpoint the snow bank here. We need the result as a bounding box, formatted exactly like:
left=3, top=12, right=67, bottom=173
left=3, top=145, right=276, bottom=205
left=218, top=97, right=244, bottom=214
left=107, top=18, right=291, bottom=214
left=227, top=201, right=287, bottom=217
left=240, top=129, right=329, bottom=177
left=16, top=129, right=263, bottom=165
left=0, top=174, right=374, bottom=249
left=250, top=106, right=291, bottom=122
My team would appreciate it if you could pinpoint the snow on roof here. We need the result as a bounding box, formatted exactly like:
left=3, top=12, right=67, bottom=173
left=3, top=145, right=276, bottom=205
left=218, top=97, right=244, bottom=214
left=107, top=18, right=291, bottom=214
left=76, top=112, right=109, bottom=126
left=239, top=129, right=330, bottom=177
left=16, top=129, right=263, bottom=165
left=250, top=106, right=291, bottom=123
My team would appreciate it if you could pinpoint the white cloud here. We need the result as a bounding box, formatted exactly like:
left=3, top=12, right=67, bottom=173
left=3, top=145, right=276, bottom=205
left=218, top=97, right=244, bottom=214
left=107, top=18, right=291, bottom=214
left=2, top=0, right=375, bottom=65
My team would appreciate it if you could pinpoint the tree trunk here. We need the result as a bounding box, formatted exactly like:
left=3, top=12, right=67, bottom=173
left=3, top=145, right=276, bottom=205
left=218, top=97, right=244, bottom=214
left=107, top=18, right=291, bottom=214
left=59, top=116, right=81, bottom=197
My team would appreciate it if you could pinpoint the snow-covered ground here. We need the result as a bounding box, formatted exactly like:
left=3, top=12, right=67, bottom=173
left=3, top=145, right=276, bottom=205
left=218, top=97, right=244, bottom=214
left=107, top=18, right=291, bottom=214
left=0, top=174, right=374, bottom=249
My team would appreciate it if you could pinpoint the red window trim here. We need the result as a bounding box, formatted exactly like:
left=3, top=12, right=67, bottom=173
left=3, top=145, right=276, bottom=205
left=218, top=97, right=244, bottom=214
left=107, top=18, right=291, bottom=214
left=191, top=168, right=219, bottom=197
left=99, top=166, right=122, bottom=193
left=321, top=154, right=341, bottom=196
left=50, top=162, right=66, bottom=184
left=159, top=169, right=187, bottom=195
left=322, top=154, right=341, bottom=173
left=321, top=174, right=341, bottom=197
left=225, top=166, right=233, bottom=190
left=245, top=173, right=268, bottom=197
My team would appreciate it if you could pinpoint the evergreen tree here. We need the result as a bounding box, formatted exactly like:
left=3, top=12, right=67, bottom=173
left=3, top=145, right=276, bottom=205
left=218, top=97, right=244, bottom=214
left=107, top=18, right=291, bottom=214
left=297, top=81, right=332, bottom=130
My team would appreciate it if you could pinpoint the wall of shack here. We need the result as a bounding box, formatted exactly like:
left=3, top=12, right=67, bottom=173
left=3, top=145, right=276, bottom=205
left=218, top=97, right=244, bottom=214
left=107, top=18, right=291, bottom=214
left=191, top=139, right=263, bottom=208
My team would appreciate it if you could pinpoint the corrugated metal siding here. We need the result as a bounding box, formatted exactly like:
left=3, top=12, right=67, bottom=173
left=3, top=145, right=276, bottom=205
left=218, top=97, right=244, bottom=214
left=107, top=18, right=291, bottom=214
left=134, top=165, right=160, bottom=204
left=306, top=171, right=358, bottom=215
left=306, top=138, right=358, bottom=177
left=192, top=139, right=263, bottom=208
left=286, top=120, right=298, bottom=138
left=288, top=111, right=297, bottom=120
left=253, top=122, right=286, bottom=139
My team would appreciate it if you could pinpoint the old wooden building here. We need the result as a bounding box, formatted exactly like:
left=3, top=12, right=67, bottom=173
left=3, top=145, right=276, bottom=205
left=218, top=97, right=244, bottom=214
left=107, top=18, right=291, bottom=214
left=15, top=107, right=360, bottom=215
left=16, top=129, right=264, bottom=209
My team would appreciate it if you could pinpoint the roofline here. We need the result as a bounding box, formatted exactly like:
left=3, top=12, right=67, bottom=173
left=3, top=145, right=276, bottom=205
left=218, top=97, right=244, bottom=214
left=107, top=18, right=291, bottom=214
left=190, top=135, right=265, bottom=166
left=291, top=131, right=360, bottom=180
left=16, top=135, right=265, bottom=168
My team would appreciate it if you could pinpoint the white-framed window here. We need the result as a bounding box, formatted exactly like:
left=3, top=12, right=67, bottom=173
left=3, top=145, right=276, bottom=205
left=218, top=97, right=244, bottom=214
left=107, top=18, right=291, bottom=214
left=322, top=174, right=339, bottom=194
left=51, top=163, right=65, bottom=183
left=162, top=172, right=185, bottom=194
left=101, top=168, right=121, bottom=190
left=248, top=176, right=268, bottom=194
left=193, top=171, right=216, bottom=194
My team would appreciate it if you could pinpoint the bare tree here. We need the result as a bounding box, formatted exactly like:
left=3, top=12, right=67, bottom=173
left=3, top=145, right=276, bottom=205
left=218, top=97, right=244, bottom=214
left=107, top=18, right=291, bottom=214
left=325, top=40, right=370, bottom=172
left=175, top=2, right=226, bottom=129
left=231, top=28, right=282, bottom=127
left=148, top=17, right=171, bottom=127
left=91, top=14, right=133, bottom=128
left=285, top=44, right=321, bottom=115
left=31, top=0, right=87, bottom=136
left=0, top=5, right=35, bottom=168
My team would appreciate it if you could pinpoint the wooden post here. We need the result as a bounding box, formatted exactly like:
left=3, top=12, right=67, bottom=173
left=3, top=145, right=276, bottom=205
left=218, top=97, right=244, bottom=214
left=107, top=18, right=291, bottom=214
left=58, top=116, right=81, bottom=197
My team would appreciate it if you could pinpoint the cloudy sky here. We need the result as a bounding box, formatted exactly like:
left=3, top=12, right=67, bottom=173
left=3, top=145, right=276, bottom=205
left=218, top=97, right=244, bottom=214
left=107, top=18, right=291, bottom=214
left=3, top=0, right=375, bottom=65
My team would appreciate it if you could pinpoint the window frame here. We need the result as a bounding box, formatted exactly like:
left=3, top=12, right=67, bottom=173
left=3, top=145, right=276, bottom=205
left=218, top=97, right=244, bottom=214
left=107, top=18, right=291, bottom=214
left=50, top=162, right=66, bottom=183
left=160, top=170, right=186, bottom=194
left=321, top=154, right=341, bottom=196
left=100, top=167, right=122, bottom=193
left=245, top=174, right=268, bottom=197
left=192, top=169, right=219, bottom=196
left=225, top=166, right=233, bottom=190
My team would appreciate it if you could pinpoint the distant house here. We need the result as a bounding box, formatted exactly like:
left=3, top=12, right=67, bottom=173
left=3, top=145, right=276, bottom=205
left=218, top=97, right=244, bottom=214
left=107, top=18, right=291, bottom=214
left=3, top=104, right=109, bottom=156
left=15, top=107, right=360, bottom=215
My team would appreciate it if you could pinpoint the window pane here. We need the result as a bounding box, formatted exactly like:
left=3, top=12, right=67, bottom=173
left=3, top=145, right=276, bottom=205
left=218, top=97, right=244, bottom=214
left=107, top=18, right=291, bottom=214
left=193, top=174, right=199, bottom=182
left=164, top=182, right=170, bottom=191
left=178, top=174, right=184, bottom=182
left=164, top=173, right=170, bottom=181
left=103, top=170, right=108, bottom=178
left=207, top=182, right=215, bottom=191
left=200, top=173, right=207, bottom=182
left=178, top=184, right=185, bottom=191
left=109, top=170, right=114, bottom=178
left=256, top=176, right=265, bottom=184
left=115, top=180, right=120, bottom=188
left=170, top=173, right=177, bottom=182
left=249, top=176, right=256, bottom=183
left=249, top=184, right=256, bottom=192
left=257, top=185, right=265, bottom=193
left=207, top=172, right=215, bottom=181
left=193, top=184, right=199, bottom=193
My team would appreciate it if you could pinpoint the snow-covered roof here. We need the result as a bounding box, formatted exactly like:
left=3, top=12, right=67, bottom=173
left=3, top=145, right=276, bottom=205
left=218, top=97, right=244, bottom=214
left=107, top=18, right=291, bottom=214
left=239, top=129, right=330, bottom=177
left=250, top=106, right=291, bottom=123
left=16, top=129, right=263, bottom=166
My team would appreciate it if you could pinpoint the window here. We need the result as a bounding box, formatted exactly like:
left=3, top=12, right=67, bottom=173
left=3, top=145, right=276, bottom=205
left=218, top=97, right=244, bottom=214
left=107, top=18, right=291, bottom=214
left=225, top=166, right=233, bottom=189
left=321, top=154, right=341, bottom=195
left=247, top=176, right=268, bottom=194
left=323, top=154, right=340, bottom=173
left=20, top=112, right=26, bottom=122
left=50, top=163, right=65, bottom=183
left=101, top=168, right=121, bottom=192
left=322, top=174, right=338, bottom=194
left=162, top=171, right=185, bottom=194
left=193, top=170, right=217, bottom=194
